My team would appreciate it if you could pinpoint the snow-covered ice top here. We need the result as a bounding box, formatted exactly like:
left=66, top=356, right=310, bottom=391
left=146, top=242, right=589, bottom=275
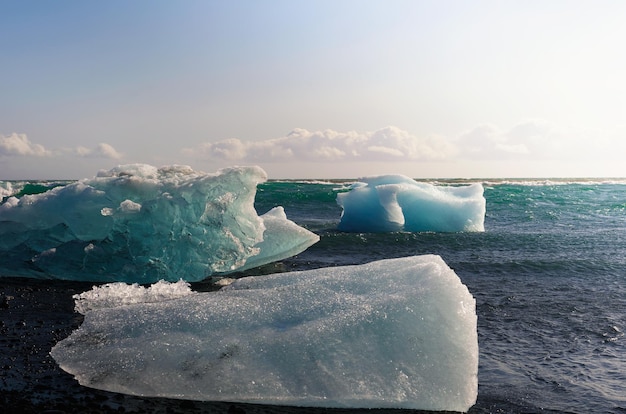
left=337, top=174, right=486, bottom=232
left=51, top=255, right=478, bottom=412
left=0, top=164, right=319, bottom=283
left=72, top=279, right=195, bottom=314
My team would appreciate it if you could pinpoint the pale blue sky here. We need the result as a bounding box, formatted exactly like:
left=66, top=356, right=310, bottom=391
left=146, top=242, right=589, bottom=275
left=1, top=0, right=625, bottom=179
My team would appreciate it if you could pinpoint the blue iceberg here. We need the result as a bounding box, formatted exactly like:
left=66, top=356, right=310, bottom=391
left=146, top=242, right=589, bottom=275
left=337, top=175, right=486, bottom=232
left=51, top=255, right=478, bottom=412
left=0, top=164, right=319, bottom=283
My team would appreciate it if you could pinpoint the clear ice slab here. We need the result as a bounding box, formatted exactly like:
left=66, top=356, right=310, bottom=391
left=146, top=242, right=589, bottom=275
left=51, top=255, right=478, bottom=412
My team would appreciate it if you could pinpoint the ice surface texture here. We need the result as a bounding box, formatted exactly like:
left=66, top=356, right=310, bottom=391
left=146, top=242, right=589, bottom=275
left=51, top=255, right=478, bottom=412
left=337, top=175, right=486, bottom=232
left=0, top=164, right=319, bottom=283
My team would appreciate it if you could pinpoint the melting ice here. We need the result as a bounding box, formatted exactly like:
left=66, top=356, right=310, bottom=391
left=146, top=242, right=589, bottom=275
left=337, top=175, right=486, bottom=232
left=51, top=255, right=478, bottom=412
left=0, top=164, right=319, bottom=283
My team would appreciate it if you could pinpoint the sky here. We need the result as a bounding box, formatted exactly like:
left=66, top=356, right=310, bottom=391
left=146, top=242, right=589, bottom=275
left=1, top=0, right=625, bottom=179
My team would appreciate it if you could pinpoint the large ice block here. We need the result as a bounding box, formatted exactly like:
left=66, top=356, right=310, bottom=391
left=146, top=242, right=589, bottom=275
left=0, top=164, right=318, bottom=282
left=52, top=255, right=478, bottom=412
left=337, top=175, right=485, bottom=232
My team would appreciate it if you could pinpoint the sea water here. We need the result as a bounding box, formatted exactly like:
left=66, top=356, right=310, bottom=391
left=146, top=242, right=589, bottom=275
left=2, top=177, right=626, bottom=412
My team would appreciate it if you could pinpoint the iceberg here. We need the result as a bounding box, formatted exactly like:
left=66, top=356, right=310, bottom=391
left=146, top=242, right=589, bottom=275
left=51, top=255, right=478, bottom=412
left=337, top=175, right=486, bottom=232
left=0, top=164, right=319, bottom=283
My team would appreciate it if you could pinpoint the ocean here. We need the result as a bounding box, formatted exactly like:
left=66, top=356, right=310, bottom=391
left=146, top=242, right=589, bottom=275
left=1, top=178, right=625, bottom=413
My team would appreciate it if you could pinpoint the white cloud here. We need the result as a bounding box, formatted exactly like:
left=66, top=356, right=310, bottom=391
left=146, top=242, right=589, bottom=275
left=192, top=138, right=247, bottom=161
left=0, top=133, right=52, bottom=157
left=183, top=126, right=456, bottom=163
left=455, top=120, right=578, bottom=160
left=366, top=145, right=404, bottom=157
left=181, top=121, right=625, bottom=179
left=93, top=143, right=123, bottom=159
left=68, top=143, right=123, bottom=159
left=0, top=134, right=122, bottom=161
left=74, top=146, right=92, bottom=157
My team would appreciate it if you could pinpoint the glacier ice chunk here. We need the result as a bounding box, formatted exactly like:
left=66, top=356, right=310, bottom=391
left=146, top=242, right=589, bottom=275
left=337, top=175, right=486, bottom=232
left=51, top=255, right=478, bottom=412
left=236, top=206, right=320, bottom=273
left=0, top=164, right=319, bottom=283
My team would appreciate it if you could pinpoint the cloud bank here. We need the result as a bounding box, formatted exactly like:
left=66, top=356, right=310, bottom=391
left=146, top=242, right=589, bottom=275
left=73, top=143, right=123, bottom=159
left=184, top=121, right=614, bottom=165
left=455, top=121, right=569, bottom=160
left=0, top=133, right=122, bottom=160
left=455, top=120, right=624, bottom=162
left=4, top=120, right=621, bottom=179
left=0, top=133, right=51, bottom=157
left=182, top=126, right=456, bottom=162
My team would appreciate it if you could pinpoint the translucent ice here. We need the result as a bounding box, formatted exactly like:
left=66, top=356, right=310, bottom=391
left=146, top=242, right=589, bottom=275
left=337, top=175, right=486, bottom=232
left=236, top=206, right=320, bottom=273
left=0, top=164, right=319, bottom=283
left=51, top=255, right=478, bottom=412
